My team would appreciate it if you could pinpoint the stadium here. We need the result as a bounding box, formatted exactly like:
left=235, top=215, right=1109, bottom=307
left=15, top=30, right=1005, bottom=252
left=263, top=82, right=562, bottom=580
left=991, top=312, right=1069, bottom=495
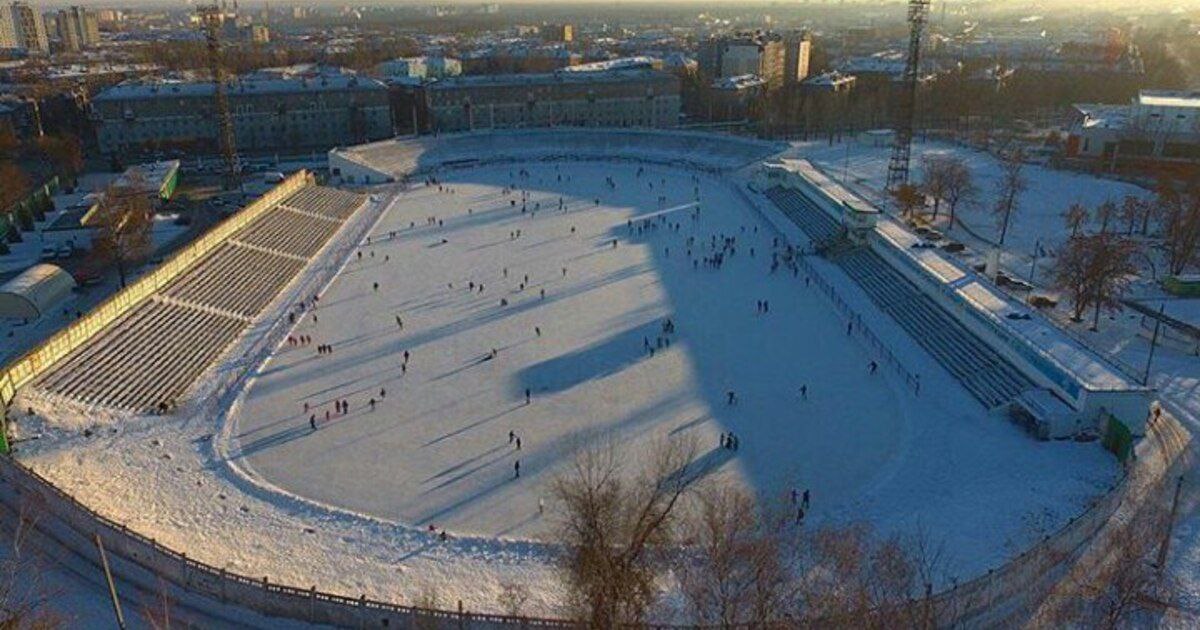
left=0, top=128, right=1187, bottom=626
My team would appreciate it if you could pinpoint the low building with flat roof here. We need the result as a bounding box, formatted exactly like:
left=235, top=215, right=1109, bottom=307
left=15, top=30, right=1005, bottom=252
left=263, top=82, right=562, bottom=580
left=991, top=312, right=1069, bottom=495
left=1066, top=90, right=1200, bottom=165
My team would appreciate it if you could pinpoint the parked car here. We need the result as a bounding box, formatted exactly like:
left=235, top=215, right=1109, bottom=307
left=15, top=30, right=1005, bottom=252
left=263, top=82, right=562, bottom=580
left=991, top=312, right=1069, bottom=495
left=56, top=243, right=74, bottom=258
left=39, top=245, right=57, bottom=261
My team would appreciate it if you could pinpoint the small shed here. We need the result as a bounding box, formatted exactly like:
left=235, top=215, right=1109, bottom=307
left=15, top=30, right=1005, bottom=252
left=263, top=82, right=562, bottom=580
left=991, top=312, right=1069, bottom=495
left=0, top=264, right=76, bottom=320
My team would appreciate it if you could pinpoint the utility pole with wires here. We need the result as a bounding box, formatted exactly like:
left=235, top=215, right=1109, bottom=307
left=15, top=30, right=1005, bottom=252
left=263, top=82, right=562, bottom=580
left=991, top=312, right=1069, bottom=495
left=198, top=2, right=239, bottom=190
left=886, top=0, right=932, bottom=191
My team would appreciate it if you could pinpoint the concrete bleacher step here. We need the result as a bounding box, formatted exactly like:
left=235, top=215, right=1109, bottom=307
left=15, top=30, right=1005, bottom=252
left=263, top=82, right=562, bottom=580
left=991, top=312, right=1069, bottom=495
left=830, top=247, right=1034, bottom=410
left=30, top=184, right=369, bottom=413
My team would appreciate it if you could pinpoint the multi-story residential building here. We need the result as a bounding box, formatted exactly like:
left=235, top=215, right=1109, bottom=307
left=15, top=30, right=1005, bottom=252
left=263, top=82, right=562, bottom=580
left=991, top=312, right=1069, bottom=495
left=249, top=24, right=269, bottom=44
left=426, top=69, right=680, bottom=133
left=708, top=74, right=766, bottom=122
left=0, top=6, right=15, bottom=50
left=91, top=71, right=393, bottom=157
left=544, top=23, right=573, bottom=43
left=699, top=31, right=810, bottom=91
left=54, top=6, right=100, bottom=52
left=0, top=2, right=49, bottom=54
left=784, top=31, right=813, bottom=85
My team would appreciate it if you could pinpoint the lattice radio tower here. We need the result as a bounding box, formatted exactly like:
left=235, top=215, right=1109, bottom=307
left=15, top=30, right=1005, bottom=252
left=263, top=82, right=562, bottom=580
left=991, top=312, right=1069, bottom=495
left=198, top=2, right=239, bottom=190
left=885, top=0, right=932, bottom=191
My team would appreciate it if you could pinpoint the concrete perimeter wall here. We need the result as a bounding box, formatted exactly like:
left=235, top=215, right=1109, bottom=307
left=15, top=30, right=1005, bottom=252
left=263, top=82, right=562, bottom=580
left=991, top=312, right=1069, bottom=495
left=0, top=172, right=313, bottom=411
left=0, top=456, right=570, bottom=628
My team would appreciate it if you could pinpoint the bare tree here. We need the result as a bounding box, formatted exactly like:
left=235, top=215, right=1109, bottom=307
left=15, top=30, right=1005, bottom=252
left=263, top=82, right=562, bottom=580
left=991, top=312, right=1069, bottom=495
left=551, top=435, right=698, bottom=626
left=993, top=148, right=1027, bottom=246
left=677, top=486, right=798, bottom=626
left=141, top=577, right=175, bottom=630
left=892, top=184, right=925, bottom=220
left=1084, top=237, right=1131, bottom=329
left=919, top=156, right=950, bottom=220
left=1053, top=232, right=1139, bottom=329
left=0, top=495, right=65, bottom=629
left=1121, top=196, right=1143, bottom=236
left=1064, top=202, right=1090, bottom=238
left=89, top=173, right=155, bottom=288
left=793, top=523, right=944, bottom=629
left=1041, top=499, right=1177, bottom=629
left=1095, top=200, right=1118, bottom=234
left=940, top=158, right=977, bottom=230
left=1157, top=175, right=1200, bottom=276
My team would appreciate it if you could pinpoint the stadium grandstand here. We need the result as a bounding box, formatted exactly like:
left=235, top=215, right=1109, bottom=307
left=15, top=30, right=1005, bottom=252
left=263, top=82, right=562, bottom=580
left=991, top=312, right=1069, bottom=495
left=24, top=185, right=366, bottom=414
left=330, top=128, right=787, bottom=183
left=755, top=159, right=1151, bottom=440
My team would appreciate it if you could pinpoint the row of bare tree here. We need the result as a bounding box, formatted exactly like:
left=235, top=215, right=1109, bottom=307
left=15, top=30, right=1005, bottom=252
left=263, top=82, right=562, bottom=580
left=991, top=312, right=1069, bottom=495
left=538, top=435, right=1182, bottom=627
left=547, top=437, right=943, bottom=627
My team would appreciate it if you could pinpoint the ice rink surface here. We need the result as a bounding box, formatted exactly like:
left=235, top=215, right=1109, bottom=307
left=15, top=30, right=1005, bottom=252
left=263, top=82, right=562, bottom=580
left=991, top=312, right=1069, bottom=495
left=233, top=162, right=906, bottom=537
left=231, top=161, right=1116, bottom=562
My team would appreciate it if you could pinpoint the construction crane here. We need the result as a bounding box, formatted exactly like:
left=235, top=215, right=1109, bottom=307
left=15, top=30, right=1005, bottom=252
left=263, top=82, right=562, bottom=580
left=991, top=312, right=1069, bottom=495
left=198, top=2, right=239, bottom=190
left=885, top=0, right=932, bottom=191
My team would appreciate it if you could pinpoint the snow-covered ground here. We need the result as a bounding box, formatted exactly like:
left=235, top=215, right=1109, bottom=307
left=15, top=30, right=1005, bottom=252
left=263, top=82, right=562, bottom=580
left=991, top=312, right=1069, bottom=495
left=791, top=137, right=1200, bottom=619
left=786, top=138, right=1153, bottom=281
left=10, top=159, right=1122, bottom=618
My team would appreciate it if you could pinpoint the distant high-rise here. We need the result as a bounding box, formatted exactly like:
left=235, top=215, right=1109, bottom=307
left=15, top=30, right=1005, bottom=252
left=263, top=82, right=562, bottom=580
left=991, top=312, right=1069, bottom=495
left=0, top=2, right=49, bottom=54
left=55, top=6, right=99, bottom=52
left=0, top=6, right=16, bottom=50
left=544, top=23, right=573, bottom=43
left=700, top=31, right=789, bottom=90
left=784, top=31, right=812, bottom=85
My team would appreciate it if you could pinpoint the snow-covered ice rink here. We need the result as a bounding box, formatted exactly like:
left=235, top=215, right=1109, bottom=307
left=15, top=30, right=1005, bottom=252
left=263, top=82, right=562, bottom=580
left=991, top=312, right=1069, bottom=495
left=11, top=156, right=1130, bottom=612
left=229, top=161, right=1117, bottom=557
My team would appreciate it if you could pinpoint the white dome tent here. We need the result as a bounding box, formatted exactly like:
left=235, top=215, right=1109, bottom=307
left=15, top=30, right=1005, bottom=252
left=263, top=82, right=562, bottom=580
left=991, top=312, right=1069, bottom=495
left=0, top=264, right=76, bottom=321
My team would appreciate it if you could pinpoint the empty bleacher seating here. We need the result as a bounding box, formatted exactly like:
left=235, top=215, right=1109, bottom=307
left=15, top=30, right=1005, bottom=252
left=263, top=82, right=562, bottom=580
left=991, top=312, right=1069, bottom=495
left=31, top=184, right=366, bottom=414
left=835, top=248, right=1033, bottom=409
left=763, top=187, right=842, bottom=245
left=763, top=186, right=1033, bottom=410
left=162, top=244, right=305, bottom=319
left=33, top=299, right=245, bottom=412
left=234, top=208, right=342, bottom=259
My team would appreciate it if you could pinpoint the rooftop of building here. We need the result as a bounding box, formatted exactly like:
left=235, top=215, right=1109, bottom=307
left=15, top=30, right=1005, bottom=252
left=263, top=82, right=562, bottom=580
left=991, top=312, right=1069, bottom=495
left=559, top=56, right=659, bottom=73
left=428, top=68, right=675, bottom=90
left=712, top=74, right=765, bottom=91
left=1138, top=90, right=1200, bottom=109
left=802, top=71, right=856, bottom=86
left=94, top=73, right=387, bottom=101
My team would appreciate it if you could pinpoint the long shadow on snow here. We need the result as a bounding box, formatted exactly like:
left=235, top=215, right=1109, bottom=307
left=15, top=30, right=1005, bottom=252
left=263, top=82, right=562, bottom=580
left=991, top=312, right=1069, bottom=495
left=512, top=322, right=661, bottom=396
left=250, top=262, right=654, bottom=397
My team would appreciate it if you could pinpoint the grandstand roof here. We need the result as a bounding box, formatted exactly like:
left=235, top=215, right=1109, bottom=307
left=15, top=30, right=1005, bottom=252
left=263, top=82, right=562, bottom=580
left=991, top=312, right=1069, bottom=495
left=0, top=264, right=75, bottom=321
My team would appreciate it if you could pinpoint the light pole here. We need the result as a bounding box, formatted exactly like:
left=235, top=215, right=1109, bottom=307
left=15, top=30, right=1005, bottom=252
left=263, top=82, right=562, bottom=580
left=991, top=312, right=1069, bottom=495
left=1142, top=303, right=1165, bottom=386
left=1028, top=238, right=1040, bottom=284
